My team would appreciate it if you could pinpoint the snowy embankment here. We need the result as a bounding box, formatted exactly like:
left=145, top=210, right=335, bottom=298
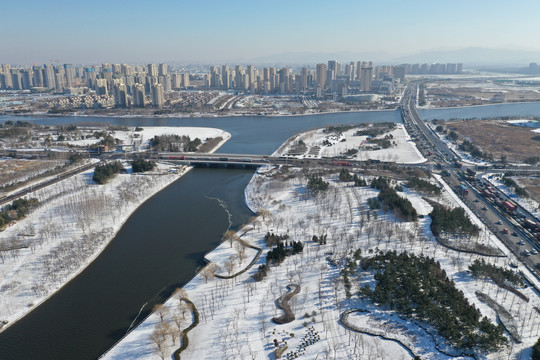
left=276, top=123, right=426, bottom=164
left=105, top=162, right=540, bottom=359
left=0, top=127, right=230, bottom=332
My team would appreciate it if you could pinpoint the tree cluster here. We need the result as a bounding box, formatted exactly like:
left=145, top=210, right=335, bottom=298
left=131, top=158, right=156, bottom=173
left=502, top=174, right=528, bottom=197
left=92, top=161, right=124, bottom=184
left=266, top=240, right=304, bottom=265
left=353, top=123, right=396, bottom=137
left=0, top=198, right=39, bottom=227
left=458, top=139, right=492, bottom=161
left=338, top=169, right=367, bottom=186
left=469, top=259, right=524, bottom=288
left=307, top=175, right=329, bottom=195
left=149, top=134, right=202, bottom=152
left=406, top=178, right=441, bottom=195
left=253, top=264, right=269, bottom=282
left=360, top=251, right=507, bottom=351
left=311, top=234, right=327, bottom=245
left=370, top=177, right=417, bottom=221
left=429, top=204, right=479, bottom=237
left=264, top=232, right=289, bottom=247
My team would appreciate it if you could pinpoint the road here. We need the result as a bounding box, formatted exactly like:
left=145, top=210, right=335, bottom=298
left=401, top=82, right=540, bottom=277
left=0, top=161, right=99, bottom=207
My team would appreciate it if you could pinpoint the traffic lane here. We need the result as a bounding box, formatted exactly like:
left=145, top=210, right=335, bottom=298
left=460, top=177, right=540, bottom=267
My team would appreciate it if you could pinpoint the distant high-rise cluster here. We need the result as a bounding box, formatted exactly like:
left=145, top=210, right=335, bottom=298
left=0, top=59, right=460, bottom=109
left=0, top=63, right=191, bottom=108
left=401, top=63, right=463, bottom=75
left=203, top=60, right=407, bottom=97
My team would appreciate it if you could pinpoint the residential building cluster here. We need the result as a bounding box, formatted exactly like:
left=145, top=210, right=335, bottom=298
left=205, top=61, right=405, bottom=98
left=0, top=60, right=445, bottom=110
left=401, top=63, right=463, bottom=75
left=0, top=63, right=190, bottom=109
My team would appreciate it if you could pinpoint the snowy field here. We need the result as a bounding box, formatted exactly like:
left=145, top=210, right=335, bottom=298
left=66, top=126, right=228, bottom=151
left=276, top=123, right=426, bottom=164
left=104, top=164, right=540, bottom=359
left=0, top=127, right=230, bottom=332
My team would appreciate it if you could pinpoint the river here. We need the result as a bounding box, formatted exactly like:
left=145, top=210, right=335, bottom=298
left=0, top=103, right=538, bottom=359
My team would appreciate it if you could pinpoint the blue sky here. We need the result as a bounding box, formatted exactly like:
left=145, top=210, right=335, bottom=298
left=2, top=0, right=540, bottom=64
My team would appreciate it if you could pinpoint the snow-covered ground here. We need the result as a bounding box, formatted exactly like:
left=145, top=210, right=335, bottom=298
left=66, top=126, right=227, bottom=151
left=104, top=163, right=540, bottom=359
left=0, top=127, right=230, bottom=332
left=276, top=123, right=426, bottom=164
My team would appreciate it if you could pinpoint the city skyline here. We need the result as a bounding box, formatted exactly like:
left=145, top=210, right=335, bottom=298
left=2, top=0, right=540, bottom=65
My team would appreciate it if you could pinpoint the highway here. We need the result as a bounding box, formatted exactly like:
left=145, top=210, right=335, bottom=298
left=401, top=82, right=540, bottom=277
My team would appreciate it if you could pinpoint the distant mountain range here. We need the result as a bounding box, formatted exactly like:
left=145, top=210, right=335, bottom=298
left=237, top=47, right=540, bottom=68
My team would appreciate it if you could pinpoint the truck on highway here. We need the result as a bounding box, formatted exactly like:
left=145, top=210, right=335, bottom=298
left=332, top=161, right=353, bottom=167
left=523, top=219, right=540, bottom=232
left=502, top=200, right=517, bottom=212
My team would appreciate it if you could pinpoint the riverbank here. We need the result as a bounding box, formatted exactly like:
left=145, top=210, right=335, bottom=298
left=104, top=150, right=539, bottom=359
left=0, top=127, right=230, bottom=333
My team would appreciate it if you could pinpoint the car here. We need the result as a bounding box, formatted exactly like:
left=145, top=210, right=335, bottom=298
left=531, top=249, right=538, bottom=255
left=510, top=262, right=519, bottom=268
left=518, top=240, right=525, bottom=245
left=496, top=220, right=502, bottom=225
left=523, top=250, right=531, bottom=257
left=503, top=228, right=509, bottom=234
left=482, top=206, right=487, bottom=211
left=512, top=232, right=518, bottom=237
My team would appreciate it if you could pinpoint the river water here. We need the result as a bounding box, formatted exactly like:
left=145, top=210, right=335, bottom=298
left=0, top=103, right=538, bottom=359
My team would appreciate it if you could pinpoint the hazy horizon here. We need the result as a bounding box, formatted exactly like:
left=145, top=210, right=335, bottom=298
left=2, top=0, right=540, bottom=66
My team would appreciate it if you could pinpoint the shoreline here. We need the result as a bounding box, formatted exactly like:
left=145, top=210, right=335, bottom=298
left=3, top=100, right=540, bottom=122
left=1, top=107, right=400, bottom=120
left=0, top=130, right=231, bottom=334
left=417, top=100, right=540, bottom=112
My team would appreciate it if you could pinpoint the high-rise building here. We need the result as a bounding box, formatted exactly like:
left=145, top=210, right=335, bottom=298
left=1, top=64, right=13, bottom=89
left=11, top=70, right=23, bottom=90
left=55, top=69, right=65, bottom=92
left=44, top=64, right=56, bottom=89
left=316, top=63, right=327, bottom=89
left=32, top=66, right=44, bottom=87
left=300, top=67, right=308, bottom=92
left=96, top=78, right=108, bottom=95
left=327, top=60, right=338, bottom=81
left=356, top=61, right=362, bottom=81
left=222, top=65, right=230, bottom=89
left=147, top=64, right=158, bottom=77
left=393, top=66, right=406, bottom=83
left=361, top=65, right=373, bottom=91
left=158, top=63, right=168, bottom=77
left=85, top=67, right=96, bottom=88
left=21, top=69, right=34, bottom=89
left=152, top=83, right=164, bottom=108
left=114, top=84, right=128, bottom=107
left=64, top=64, right=75, bottom=88
left=247, top=65, right=255, bottom=90
left=182, top=73, right=190, bottom=87
left=133, top=83, right=145, bottom=107
left=210, top=66, right=221, bottom=88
